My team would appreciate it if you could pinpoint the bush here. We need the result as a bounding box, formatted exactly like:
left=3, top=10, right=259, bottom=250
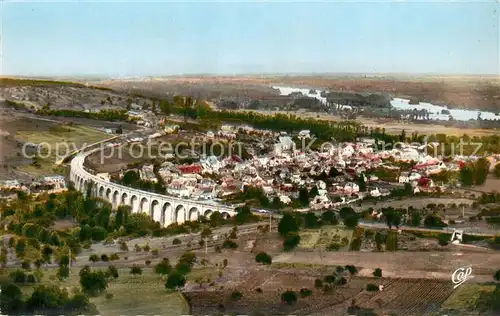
left=100, top=254, right=109, bottom=262
left=255, top=252, right=272, bottom=265
left=151, top=249, right=159, bottom=256
left=366, top=283, right=379, bottom=291
left=109, top=253, right=120, bottom=261
left=143, top=244, right=150, bottom=252
left=326, top=243, right=341, bottom=251
left=106, top=265, right=119, bottom=279
left=255, top=287, right=263, bottom=293
left=130, top=266, right=142, bottom=276
left=300, top=288, right=312, bottom=297
left=119, top=241, right=128, bottom=251
left=373, top=268, right=382, bottom=278
left=314, top=278, right=323, bottom=289
left=88, top=254, right=99, bottom=263
left=105, top=293, right=114, bottom=300
left=494, top=269, right=500, bottom=281
left=134, top=244, right=141, bottom=252
left=231, top=291, right=243, bottom=300
left=172, top=238, right=181, bottom=245
left=221, top=239, right=238, bottom=249
left=345, top=265, right=358, bottom=275
left=281, top=290, right=297, bottom=305
left=335, top=276, right=347, bottom=286
left=9, top=270, right=26, bottom=283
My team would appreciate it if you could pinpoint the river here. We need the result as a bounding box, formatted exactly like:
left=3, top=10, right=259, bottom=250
left=272, top=85, right=500, bottom=122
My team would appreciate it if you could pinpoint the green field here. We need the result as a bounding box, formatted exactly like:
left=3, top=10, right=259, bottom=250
left=442, top=283, right=496, bottom=311
left=15, top=267, right=189, bottom=316
left=299, top=226, right=353, bottom=249
left=15, top=124, right=109, bottom=176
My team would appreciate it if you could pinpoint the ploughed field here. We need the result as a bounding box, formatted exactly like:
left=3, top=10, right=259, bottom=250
left=184, top=275, right=455, bottom=316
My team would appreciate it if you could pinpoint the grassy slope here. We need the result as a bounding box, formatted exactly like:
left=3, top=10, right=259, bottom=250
left=14, top=125, right=109, bottom=176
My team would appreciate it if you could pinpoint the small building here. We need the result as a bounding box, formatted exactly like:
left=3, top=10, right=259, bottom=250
left=41, top=175, right=66, bottom=189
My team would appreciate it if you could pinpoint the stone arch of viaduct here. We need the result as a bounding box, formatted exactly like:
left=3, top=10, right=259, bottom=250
left=69, top=149, right=236, bottom=228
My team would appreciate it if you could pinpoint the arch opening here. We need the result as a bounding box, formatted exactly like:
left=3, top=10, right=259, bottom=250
left=130, top=195, right=139, bottom=213
left=188, top=207, right=199, bottom=222
left=150, top=200, right=160, bottom=220
left=162, top=203, right=172, bottom=227
left=174, top=205, right=186, bottom=224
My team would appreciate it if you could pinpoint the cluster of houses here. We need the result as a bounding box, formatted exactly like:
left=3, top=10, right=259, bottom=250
left=108, top=123, right=477, bottom=210
left=0, top=175, right=67, bottom=199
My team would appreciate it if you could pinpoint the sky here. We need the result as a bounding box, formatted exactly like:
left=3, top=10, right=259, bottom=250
left=2, top=0, right=499, bottom=77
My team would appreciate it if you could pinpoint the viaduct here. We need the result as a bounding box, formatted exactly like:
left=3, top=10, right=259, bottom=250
left=69, top=148, right=237, bottom=227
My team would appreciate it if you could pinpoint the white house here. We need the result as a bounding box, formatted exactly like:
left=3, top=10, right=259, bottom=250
left=398, top=172, right=410, bottom=183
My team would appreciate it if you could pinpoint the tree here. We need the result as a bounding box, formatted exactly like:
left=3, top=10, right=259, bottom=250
left=175, top=262, right=191, bottom=275
left=79, top=267, right=108, bottom=295
left=304, top=212, right=320, bottom=228
left=130, top=266, right=142, bottom=277
left=410, top=212, right=421, bottom=227
left=201, top=227, right=212, bottom=239
left=309, top=186, right=319, bottom=199
left=375, top=232, right=386, bottom=251
left=0, top=282, right=23, bottom=313
left=165, top=271, right=186, bottom=290
left=155, top=258, right=172, bottom=275
left=159, top=100, right=173, bottom=116
left=495, top=163, right=500, bottom=179
left=57, top=266, right=70, bottom=280
left=255, top=252, right=272, bottom=265
left=299, top=188, right=309, bottom=206
left=424, top=214, right=446, bottom=228
left=283, top=232, right=301, bottom=251
left=58, top=254, right=70, bottom=267
left=494, top=269, right=500, bottom=281
left=281, top=290, right=297, bottom=305
left=373, top=268, right=382, bottom=278
left=106, top=265, right=119, bottom=279
left=278, top=213, right=299, bottom=237
left=343, top=214, right=359, bottom=228
left=321, top=210, right=338, bottom=225
left=438, top=234, right=449, bottom=246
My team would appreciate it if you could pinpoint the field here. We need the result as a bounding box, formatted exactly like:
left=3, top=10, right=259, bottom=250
left=442, top=283, right=496, bottom=312
left=299, top=226, right=353, bottom=249
left=354, top=278, right=454, bottom=316
left=13, top=122, right=109, bottom=176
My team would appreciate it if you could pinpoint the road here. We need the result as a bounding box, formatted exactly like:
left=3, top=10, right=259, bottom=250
left=358, top=221, right=495, bottom=237
left=253, top=209, right=496, bottom=237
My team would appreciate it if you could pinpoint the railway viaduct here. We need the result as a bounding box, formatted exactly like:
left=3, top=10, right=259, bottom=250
left=69, top=148, right=236, bottom=227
